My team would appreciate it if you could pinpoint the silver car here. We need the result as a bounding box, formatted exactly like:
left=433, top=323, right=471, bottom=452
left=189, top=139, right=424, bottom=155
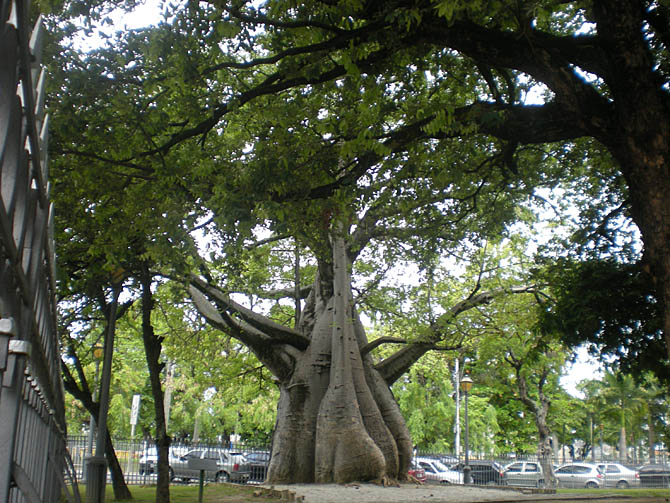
left=554, top=463, right=603, bottom=488
left=170, top=448, right=250, bottom=483
left=596, top=463, right=640, bottom=488
left=503, top=461, right=545, bottom=488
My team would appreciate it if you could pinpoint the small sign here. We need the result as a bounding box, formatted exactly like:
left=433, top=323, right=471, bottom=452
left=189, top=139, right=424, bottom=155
left=130, top=394, right=141, bottom=426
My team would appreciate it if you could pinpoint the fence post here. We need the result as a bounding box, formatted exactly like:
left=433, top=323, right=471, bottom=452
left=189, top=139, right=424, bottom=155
left=0, top=340, right=31, bottom=501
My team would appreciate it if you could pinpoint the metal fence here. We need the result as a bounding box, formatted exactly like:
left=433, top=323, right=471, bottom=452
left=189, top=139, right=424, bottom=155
left=413, top=449, right=670, bottom=489
left=65, top=435, right=670, bottom=490
left=67, top=436, right=270, bottom=486
left=0, top=1, right=78, bottom=502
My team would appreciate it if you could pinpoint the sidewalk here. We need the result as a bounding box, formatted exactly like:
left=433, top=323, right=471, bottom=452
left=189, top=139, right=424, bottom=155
left=262, top=483, right=670, bottom=503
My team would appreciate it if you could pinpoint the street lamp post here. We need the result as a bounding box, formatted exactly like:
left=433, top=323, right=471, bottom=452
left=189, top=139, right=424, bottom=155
left=460, top=374, right=473, bottom=484
left=84, top=344, right=104, bottom=480
left=86, top=285, right=121, bottom=503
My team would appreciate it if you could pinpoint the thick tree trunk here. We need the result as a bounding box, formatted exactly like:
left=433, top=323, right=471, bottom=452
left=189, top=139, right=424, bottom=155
left=589, top=1, right=670, bottom=361
left=265, top=234, right=412, bottom=484
left=536, top=424, right=555, bottom=488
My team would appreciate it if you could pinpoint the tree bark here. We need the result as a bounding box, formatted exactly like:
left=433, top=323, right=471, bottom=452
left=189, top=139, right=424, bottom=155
left=512, top=361, right=556, bottom=488
left=192, top=228, right=414, bottom=484
left=140, top=263, right=171, bottom=503
left=61, top=363, right=132, bottom=499
left=648, top=409, right=656, bottom=463
left=264, top=231, right=411, bottom=484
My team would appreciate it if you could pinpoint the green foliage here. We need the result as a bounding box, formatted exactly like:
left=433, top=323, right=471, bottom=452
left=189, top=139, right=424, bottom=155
left=393, top=355, right=455, bottom=451
left=538, top=259, right=666, bottom=380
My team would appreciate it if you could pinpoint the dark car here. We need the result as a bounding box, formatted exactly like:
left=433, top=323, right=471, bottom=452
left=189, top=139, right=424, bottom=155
left=246, top=451, right=271, bottom=483
left=451, top=460, right=505, bottom=485
left=638, top=464, right=670, bottom=488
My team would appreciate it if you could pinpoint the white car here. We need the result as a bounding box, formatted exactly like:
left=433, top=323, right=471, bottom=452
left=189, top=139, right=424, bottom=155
left=414, top=457, right=462, bottom=484
left=138, top=446, right=186, bottom=475
left=139, top=447, right=158, bottom=475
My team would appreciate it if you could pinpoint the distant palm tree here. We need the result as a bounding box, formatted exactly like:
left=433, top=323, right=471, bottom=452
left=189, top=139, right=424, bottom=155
left=601, top=371, right=645, bottom=463
left=639, top=373, right=664, bottom=463
left=577, top=379, right=607, bottom=461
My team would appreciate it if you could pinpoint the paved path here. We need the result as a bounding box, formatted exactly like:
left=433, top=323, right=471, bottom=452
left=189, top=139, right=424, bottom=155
left=264, top=483, right=670, bottom=503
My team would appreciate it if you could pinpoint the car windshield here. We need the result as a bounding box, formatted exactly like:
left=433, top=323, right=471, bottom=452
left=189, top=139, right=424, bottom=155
left=433, top=461, right=452, bottom=473
left=248, top=452, right=270, bottom=461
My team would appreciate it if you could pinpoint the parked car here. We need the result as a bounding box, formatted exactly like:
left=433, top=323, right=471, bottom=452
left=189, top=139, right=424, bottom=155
left=169, top=448, right=250, bottom=483
left=408, top=462, right=427, bottom=483
left=414, top=457, right=462, bottom=484
left=450, top=460, right=505, bottom=485
left=503, top=461, right=545, bottom=488
left=138, top=447, right=182, bottom=475
left=246, top=451, right=271, bottom=483
left=554, top=463, right=603, bottom=488
left=595, top=462, right=640, bottom=488
left=638, top=464, right=670, bottom=488
left=139, top=448, right=158, bottom=475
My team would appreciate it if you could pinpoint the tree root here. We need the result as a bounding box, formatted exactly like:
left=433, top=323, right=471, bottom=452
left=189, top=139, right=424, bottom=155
left=407, top=474, right=424, bottom=485
left=371, top=475, right=400, bottom=487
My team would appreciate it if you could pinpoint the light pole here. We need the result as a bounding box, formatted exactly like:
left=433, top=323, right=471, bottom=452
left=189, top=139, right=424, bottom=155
left=84, top=343, right=104, bottom=479
left=86, top=284, right=121, bottom=503
left=460, top=374, right=473, bottom=484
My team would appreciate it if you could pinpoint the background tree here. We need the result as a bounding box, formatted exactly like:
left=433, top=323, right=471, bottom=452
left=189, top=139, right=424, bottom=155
left=600, top=370, right=646, bottom=463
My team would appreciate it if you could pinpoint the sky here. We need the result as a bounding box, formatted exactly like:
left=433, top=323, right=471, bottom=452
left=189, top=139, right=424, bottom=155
left=560, top=346, right=603, bottom=398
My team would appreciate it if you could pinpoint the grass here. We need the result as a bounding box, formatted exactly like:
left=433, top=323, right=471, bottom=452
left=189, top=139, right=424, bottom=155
left=557, top=487, right=670, bottom=498
left=67, top=484, right=670, bottom=502
left=68, top=484, right=278, bottom=502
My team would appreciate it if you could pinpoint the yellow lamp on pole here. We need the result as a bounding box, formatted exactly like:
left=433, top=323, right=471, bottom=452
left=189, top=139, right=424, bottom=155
left=93, top=343, right=104, bottom=361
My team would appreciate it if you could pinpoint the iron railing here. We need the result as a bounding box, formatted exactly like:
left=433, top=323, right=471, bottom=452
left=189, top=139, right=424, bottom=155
left=67, top=436, right=271, bottom=486
left=64, top=436, right=670, bottom=489
left=0, top=1, right=78, bottom=501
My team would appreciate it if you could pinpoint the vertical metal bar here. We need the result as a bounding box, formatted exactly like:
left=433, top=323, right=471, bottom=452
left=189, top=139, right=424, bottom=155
left=87, top=285, right=121, bottom=503
left=0, top=342, right=30, bottom=501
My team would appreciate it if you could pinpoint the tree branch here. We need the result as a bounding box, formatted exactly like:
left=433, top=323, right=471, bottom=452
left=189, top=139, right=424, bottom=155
left=360, top=337, right=407, bottom=356
left=189, top=276, right=310, bottom=349
left=376, top=284, right=540, bottom=384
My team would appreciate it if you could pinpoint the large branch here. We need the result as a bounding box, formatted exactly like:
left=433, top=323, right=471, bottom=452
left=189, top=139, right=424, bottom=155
left=189, top=285, right=301, bottom=380
left=417, top=14, right=613, bottom=122
left=279, top=100, right=596, bottom=207
left=376, top=284, right=539, bottom=384
left=374, top=341, right=461, bottom=386
left=254, top=285, right=312, bottom=301
left=440, top=285, right=538, bottom=323
left=189, top=276, right=310, bottom=349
